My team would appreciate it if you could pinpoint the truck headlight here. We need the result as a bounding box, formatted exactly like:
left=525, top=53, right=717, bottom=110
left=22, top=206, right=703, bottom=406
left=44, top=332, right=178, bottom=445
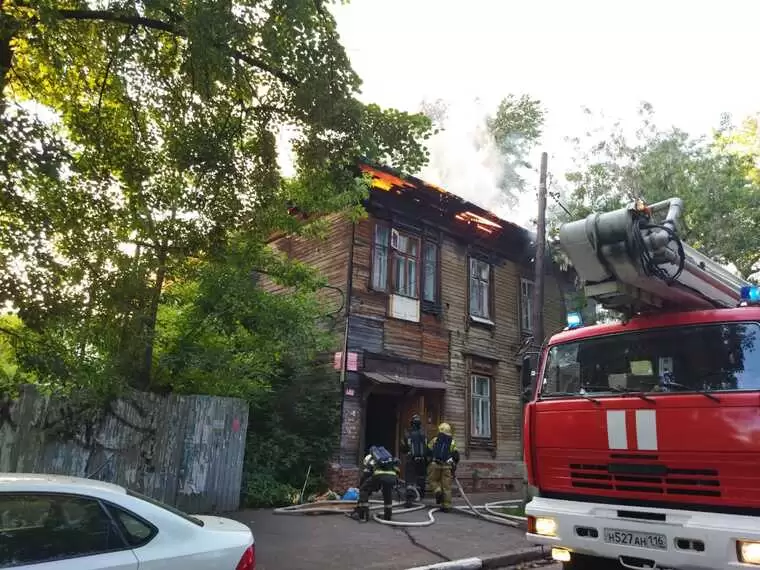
left=739, top=541, right=760, bottom=565
left=534, top=516, right=558, bottom=537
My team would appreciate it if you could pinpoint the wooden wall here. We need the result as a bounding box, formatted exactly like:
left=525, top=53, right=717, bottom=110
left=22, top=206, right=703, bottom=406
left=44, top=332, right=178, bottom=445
left=0, top=384, right=249, bottom=513
left=348, top=217, right=450, bottom=367
left=263, top=209, right=567, bottom=478
left=262, top=212, right=352, bottom=311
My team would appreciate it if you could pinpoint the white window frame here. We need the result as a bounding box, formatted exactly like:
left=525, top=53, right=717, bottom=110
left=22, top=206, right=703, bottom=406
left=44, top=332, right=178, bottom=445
left=470, top=374, right=492, bottom=439
left=371, top=223, right=390, bottom=291
left=469, top=258, right=491, bottom=320
left=520, top=278, right=534, bottom=332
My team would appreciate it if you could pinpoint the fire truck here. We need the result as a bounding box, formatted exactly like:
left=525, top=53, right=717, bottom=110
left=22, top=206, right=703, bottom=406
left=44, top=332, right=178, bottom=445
left=523, top=197, right=760, bottom=570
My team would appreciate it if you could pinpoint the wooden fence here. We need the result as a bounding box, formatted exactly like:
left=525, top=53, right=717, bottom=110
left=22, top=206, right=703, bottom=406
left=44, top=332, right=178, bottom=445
left=0, top=384, right=249, bottom=513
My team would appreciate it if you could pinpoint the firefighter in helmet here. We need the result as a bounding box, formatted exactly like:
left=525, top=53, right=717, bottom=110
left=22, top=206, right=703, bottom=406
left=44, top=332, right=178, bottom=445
left=400, top=413, right=428, bottom=507
left=353, top=445, right=400, bottom=522
left=427, top=422, right=459, bottom=512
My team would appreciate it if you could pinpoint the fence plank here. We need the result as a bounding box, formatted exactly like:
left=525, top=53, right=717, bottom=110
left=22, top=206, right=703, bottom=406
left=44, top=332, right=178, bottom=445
left=0, top=385, right=249, bottom=513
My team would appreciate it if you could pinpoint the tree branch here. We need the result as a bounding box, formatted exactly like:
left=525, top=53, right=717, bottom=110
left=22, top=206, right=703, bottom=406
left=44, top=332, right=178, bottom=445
left=56, top=9, right=299, bottom=88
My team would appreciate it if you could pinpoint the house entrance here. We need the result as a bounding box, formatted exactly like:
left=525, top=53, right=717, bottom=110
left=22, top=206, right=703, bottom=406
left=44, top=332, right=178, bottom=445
left=364, top=393, right=399, bottom=457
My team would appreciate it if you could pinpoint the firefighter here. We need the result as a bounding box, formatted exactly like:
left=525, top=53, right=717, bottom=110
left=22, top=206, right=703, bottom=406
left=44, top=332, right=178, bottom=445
left=400, top=413, right=428, bottom=507
left=427, top=422, right=459, bottom=512
left=353, top=445, right=400, bottom=522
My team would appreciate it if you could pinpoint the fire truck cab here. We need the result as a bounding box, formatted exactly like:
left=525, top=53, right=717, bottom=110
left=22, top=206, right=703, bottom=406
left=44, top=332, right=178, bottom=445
left=523, top=198, right=760, bottom=570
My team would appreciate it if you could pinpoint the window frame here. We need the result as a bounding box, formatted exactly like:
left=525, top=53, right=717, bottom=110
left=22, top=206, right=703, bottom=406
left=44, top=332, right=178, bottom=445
left=370, top=219, right=441, bottom=311
left=464, top=358, right=498, bottom=452
left=468, top=256, right=495, bottom=324
left=370, top=220, right=391, bottom=292
left=0, top=491, right=156, bottom=567
left=390, top=229, right=421, bottom=299
left=470, top=373, right=493, bottom=440
left=520, top=277, right=535, bottom=333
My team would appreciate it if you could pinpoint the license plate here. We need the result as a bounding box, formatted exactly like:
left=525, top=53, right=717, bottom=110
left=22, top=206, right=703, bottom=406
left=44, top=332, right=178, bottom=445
left=604, top=528, right=668, bottom=550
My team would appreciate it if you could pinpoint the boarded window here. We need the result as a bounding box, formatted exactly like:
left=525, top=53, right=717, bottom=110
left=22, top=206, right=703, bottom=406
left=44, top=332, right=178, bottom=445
left=469, top=258, right=491, bottom=319
left=521, top=278, right=534, bottom=332
left=392, top=230, right=419, bottom=298
left=372, top=223, right=390, bottom=291
left=422, top=242, right=438, bottom=302
left=471, top=374, right=492, bottom=439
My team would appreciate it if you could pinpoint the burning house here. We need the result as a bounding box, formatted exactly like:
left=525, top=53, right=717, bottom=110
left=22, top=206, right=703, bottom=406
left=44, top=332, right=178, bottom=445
left=265, top=160, right=571, bottom=493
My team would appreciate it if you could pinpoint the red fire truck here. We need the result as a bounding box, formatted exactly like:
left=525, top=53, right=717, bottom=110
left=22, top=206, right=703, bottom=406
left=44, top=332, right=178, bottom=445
left=523, top=198, right=760, bottom=570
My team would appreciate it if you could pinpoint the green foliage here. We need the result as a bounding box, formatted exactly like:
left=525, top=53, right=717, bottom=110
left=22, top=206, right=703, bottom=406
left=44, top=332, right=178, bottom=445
left=1, top=0, right=432, bottom=392
left=486, top=93, right=545, bottom=204
left=242, top=472, right=299, bottom=509
left=242, top=360, right=341, bottom=507
left=554, top=103, right=760, bottom=280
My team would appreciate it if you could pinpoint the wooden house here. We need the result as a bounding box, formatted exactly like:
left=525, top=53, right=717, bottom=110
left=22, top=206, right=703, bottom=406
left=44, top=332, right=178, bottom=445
left=265, top=160, right=571, bottom=493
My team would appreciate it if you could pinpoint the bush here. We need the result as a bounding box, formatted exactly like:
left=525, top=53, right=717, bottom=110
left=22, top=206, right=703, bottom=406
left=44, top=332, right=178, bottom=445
left=241, top=473, right=299, bottom=508
left=241, top=361, right=340, bottom=507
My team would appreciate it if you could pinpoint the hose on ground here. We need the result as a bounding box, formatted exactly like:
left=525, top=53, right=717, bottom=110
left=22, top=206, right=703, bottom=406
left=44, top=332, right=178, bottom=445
left=273, top=477, right=528, bottom=528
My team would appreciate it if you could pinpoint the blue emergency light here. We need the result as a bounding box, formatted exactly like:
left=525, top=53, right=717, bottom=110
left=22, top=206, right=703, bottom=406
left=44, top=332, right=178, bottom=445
left=566, top=311, right=583, bottom=329
left=741, top=286, right=760, bottom=304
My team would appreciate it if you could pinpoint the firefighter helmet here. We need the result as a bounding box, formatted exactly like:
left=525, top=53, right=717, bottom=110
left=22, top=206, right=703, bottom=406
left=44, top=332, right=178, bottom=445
left=438, top=422, right=452, bottom=436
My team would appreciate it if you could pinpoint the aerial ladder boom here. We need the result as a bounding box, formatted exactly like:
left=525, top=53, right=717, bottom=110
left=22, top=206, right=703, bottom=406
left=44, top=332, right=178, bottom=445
left=558, top=197, right=750, bottom=313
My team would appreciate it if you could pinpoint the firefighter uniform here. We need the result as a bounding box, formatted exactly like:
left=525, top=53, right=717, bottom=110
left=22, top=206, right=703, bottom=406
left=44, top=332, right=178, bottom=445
left=355, top=445, right=400, bottom=522
left=400, top=414, right=428, bottom=507
left=427, top=423, right=460, bottom=511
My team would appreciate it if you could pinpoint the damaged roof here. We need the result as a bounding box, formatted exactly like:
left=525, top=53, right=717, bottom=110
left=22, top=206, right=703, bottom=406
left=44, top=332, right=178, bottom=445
left=357, top=159, right=536, bottom=266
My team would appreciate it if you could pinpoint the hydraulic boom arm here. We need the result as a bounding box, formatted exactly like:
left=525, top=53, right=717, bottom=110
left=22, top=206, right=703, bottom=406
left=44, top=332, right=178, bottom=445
left=558, top=198, right=749, bottom=313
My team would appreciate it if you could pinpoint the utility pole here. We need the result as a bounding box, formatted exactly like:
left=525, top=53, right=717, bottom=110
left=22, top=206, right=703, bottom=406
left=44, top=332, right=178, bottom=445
left=532, top=152, right=548, bottom=348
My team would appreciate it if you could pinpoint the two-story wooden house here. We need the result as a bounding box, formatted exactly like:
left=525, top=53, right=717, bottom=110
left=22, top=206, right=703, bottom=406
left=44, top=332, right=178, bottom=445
left=266, top=160, right=570, bottom=494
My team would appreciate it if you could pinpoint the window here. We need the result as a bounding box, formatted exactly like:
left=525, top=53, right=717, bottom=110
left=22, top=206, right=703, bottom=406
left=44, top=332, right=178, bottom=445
left=126, top=489, right=204, bottom=527
left=392, top=230, right=419, bottom=298
left=371, top=221, right=440, bottom=306
left=107, top=505, right=156, bottom=546
left=0, top=493, right=124, bottom=566
left=520, top=278, right=534, bottom=332
left=423, top=242, right=438, bottom=303
left=471, top=374, right=492, bottom=439
left=372, top=224, right=390, bottom=291
left=539, top=322, right=760, bottom=398
left=469, top=258, right=492, bottom=320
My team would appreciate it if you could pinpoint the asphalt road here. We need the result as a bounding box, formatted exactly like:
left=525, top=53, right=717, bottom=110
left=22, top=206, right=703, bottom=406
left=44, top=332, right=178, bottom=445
left=233, top=506, right=541, bottom=570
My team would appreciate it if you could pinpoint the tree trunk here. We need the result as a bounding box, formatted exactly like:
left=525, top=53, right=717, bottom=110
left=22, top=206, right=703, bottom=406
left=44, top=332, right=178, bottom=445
left=1, top=3, right=18, bottom=112
left=138, top=243, right=167, bottom=390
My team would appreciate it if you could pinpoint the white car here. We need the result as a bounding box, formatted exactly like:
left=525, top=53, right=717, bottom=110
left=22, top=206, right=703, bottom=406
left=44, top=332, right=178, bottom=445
left=0, top=473, right=254, bottom=569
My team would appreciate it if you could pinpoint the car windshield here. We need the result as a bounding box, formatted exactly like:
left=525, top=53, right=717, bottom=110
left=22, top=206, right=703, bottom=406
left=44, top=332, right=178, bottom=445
left=127, top=490, right=204, bottom=527
left=539, top=322, right=760, bottom=398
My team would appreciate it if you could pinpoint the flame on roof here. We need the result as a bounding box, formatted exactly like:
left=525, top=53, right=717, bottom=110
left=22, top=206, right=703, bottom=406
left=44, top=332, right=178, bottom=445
left=358, top=161, right=515, bottom=237
left=360, top=164, right=415, bottom=192
left=455, top=211, right=503, bottom=235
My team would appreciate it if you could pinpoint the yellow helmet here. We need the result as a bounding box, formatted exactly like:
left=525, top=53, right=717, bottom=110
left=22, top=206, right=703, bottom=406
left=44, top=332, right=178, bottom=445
left=438, top=422, right=452, bottom=436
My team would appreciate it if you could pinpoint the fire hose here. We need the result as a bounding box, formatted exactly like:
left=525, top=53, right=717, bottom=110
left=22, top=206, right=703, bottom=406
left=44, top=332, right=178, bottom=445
left=272, top=477, right=527, bottom=528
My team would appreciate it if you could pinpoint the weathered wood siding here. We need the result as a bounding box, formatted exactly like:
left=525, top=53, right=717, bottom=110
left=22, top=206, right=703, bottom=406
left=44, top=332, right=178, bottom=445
left=0, top=385, right=248, bottom=513
left=262, top=213, right=352, bottom=313
left=439, top=232, right=566, bottom=484
left=348, top=217, right=451, bottom=366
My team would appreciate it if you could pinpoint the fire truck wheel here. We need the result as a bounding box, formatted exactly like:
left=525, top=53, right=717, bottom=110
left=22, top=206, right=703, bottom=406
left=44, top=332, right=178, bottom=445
left=563, top=553, right=616, bottom=570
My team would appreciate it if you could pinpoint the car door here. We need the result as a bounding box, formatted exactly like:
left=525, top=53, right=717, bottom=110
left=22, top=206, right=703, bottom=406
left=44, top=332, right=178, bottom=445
left=0, top=492, right=138, bottom=570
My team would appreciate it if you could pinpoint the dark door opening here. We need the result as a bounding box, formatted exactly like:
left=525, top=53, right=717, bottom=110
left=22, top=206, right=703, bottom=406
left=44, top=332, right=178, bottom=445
left=364, top=393, right=398, bottom=457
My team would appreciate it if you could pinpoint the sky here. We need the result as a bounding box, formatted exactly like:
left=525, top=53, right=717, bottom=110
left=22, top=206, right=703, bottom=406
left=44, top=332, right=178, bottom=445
left=330, top=0, right=760, bottom=228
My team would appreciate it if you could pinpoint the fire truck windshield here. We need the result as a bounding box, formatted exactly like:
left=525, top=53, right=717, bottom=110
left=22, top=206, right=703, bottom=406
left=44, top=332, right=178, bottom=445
left=539, top=322, right=760, bottom=398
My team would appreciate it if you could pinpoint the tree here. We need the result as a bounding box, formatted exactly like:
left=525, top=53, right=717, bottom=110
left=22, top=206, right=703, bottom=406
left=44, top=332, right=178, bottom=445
left=1, top=0, right=433, bottom=391
left=486, top=94, right=545, bottom=205
left=554, top=103, right=760, bottom=281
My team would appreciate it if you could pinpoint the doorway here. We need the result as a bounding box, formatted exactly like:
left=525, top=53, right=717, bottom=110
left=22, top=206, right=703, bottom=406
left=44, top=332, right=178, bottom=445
left=364, top=394, right=399, bottom=456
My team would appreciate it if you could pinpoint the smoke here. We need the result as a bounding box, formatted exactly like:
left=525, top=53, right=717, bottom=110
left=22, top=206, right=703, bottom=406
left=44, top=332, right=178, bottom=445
left=415, top=98, right=539, bottom=230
